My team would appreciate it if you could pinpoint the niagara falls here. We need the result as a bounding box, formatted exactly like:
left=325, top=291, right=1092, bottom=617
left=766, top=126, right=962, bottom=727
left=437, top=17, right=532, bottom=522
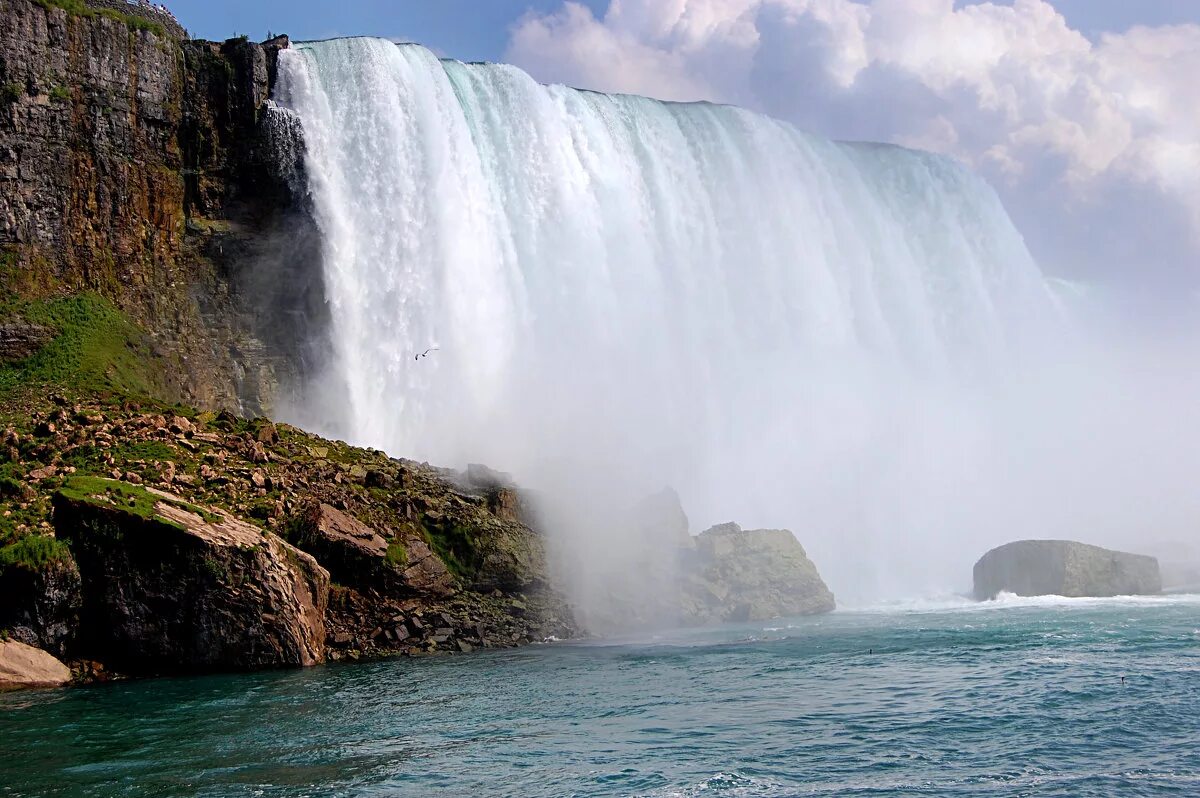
left=0, top=1, right=1197, bottom=797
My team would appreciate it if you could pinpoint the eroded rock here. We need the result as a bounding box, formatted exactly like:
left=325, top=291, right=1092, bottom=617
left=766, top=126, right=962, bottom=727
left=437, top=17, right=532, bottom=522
left=683, top=523, right=836, bottom=622
left=291, top=502, right=455, bottom=597
left=0, top=555, right=81, bottom=658
left=973, top=540, right=1162, bottom=599
left=53, top=479, right=328, bottom=673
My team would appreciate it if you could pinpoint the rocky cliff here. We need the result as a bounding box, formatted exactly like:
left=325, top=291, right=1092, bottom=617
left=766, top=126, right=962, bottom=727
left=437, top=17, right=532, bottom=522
left=973, top=540, right=1162, bottom=600
left=0, top=392, right=576, bottom=683
left=0, top=0, right=324, bottom=415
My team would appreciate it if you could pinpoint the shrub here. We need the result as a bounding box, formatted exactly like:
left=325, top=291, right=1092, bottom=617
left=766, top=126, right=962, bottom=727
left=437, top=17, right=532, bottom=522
left=0, top=535, right=71, bottom=572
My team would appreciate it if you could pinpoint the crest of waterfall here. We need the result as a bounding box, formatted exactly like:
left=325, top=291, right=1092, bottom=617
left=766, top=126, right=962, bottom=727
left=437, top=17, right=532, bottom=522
left=274, top=37, right=1077, bottom=605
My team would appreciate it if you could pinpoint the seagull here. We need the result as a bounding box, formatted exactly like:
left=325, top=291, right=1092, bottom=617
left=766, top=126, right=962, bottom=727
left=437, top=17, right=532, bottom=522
left=414, top=347, right=439, bottom=361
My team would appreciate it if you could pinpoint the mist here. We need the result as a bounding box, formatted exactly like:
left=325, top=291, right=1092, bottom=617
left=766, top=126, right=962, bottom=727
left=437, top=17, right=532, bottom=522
left=273, top=36, right=1200, bottom=621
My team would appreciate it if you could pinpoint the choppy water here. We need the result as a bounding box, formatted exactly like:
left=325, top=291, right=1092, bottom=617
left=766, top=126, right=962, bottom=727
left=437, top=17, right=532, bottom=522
left=3, top=595, right=1198, bottom=797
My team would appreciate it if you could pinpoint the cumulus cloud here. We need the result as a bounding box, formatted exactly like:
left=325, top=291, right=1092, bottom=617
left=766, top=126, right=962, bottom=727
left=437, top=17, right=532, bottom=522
left=506, top=0, right=1200, bottom=292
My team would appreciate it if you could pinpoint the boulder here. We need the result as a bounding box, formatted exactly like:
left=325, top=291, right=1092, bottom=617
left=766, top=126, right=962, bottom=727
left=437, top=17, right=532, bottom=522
left=0, top=321, right=54, bottom=363
left=291, top=503, right=455, bottom=597
left=0, top=640, right=71, bottom=691
left=53, top=479, right=329, bottom=673
left=973, top=540, right=1162, bottom=600
left=0, top=554, right=81, bottom=658
left=683, top=523, right=836, bottom=622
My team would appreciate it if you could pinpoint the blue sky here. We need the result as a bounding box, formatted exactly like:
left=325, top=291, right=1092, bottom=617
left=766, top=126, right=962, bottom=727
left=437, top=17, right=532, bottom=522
left=168, top=1, right=1200, bottom=59
left=167, top=0, right=606, bottom=59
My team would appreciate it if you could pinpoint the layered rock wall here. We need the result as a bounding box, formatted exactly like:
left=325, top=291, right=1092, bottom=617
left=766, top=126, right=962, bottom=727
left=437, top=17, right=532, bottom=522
left=0, top=0, right=325, bottom=414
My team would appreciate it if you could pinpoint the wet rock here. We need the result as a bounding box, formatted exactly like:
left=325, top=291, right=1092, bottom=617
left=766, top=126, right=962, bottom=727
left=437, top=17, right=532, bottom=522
left=53, top=479, right=328, bottom=672
left=682, top=523, right=836, bottom=622
left=973, top=540, right=1162, bottom=599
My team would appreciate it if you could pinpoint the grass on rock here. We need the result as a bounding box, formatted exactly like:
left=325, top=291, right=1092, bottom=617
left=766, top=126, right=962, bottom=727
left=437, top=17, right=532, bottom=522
left=0, top=293, right=161, bottom=399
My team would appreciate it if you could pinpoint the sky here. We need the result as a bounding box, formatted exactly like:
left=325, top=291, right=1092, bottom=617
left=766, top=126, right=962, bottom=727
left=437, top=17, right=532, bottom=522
left=167, top=0, right=1200, bottom=299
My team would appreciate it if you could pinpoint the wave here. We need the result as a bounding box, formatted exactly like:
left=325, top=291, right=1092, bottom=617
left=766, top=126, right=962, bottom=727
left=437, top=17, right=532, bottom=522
left=845, top=590, right=1200, bottom=615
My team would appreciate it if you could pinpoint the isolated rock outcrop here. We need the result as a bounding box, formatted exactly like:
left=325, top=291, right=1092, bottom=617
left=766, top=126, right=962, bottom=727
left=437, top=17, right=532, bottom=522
left=682, top=522, right=836, bottom=622
left=0, top=639, right=71, bottom=691
left=291, top=502, right=455, bottom=597
left=53, top=479, right=329, bottom=673
left=973, top=540, right=1162, bottom=599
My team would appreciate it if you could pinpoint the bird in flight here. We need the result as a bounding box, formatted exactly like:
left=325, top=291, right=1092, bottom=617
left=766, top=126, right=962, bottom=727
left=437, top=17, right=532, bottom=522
left=414, top=347, right=439, bottom=361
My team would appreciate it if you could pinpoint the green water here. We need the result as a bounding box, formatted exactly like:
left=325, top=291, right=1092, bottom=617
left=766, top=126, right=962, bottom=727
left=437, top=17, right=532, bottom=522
left=3, top=595, right=1198, bottom=797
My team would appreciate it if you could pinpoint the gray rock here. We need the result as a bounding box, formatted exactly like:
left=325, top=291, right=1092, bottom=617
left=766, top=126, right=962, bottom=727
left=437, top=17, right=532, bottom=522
left=683, top=522, right=836, bottom=622
left=0, top=554, right=80, bottom=658
left=0, top=321, right=53, bottom=362
left=973, top=540, right=1162, bottom=600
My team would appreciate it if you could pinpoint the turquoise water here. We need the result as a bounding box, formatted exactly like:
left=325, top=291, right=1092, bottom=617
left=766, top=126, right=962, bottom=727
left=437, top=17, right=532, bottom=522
left=3, top=595, right=1198, bottom=797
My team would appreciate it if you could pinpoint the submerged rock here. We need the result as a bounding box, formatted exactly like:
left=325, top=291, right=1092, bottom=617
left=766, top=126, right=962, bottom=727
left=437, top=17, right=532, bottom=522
left=973, top=540, right=1162, bottom=600
left=683, top=523, right=836, bottom=622
left=0, top=639, right=71, bottom=691
left=53, top=479, right=329, bottom=673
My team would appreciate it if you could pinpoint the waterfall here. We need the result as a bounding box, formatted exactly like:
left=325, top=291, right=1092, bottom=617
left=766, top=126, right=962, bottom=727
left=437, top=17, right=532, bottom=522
left=274, top=37, right=1073, bottom=602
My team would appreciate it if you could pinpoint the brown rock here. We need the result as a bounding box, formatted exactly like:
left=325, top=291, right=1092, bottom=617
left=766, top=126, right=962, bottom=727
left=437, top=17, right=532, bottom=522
left=0, top=640, right=71, bottom=690
left=291, top=503, right=456, bottom=598
left=255, top=423, right=278, bottom=444
left=27, top=465, right=57, bottom=482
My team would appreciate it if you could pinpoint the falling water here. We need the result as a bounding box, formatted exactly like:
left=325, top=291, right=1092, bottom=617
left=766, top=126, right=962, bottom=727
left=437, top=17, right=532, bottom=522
left=272, top=37, right=1191, bottom=605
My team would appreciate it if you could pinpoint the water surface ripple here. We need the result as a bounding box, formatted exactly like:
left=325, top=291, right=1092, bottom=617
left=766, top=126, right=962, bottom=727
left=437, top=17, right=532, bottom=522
left=3, top=596, right=1198, bottom=797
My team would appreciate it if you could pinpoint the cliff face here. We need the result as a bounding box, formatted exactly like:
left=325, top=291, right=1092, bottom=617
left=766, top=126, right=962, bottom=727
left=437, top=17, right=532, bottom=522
left=973, top=540, right=1162, bottom=600
left=0, top=0, right=325, bottom=415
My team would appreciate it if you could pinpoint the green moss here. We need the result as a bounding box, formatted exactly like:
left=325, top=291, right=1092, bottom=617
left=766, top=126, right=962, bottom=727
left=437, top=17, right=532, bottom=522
left=201, top=555, right=231, bottom=582
left=385, top=540, right=408, bottom=567
left=0, top=535, right=71, bottom=572
left=0, top=293, right=162, bottom=398
left=59, top=476, right=164, bottom=520
left=1, top=83, right=22, bottom=105
left=111, top=440, right=175, bottom=463
left=33, top=0, right=166, bottom=36
left=58, top=476, right=220, bottom=526
left=48, top=85, right=71, bottom=103
left=421, top=517, right=480, bottom=581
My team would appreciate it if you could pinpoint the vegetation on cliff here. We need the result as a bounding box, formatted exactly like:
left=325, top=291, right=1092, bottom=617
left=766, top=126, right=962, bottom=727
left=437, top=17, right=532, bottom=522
left=32, top=0, right=168, bottom=36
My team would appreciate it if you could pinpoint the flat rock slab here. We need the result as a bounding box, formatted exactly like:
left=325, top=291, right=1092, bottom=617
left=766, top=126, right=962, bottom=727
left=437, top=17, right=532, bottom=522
left=0, top=639, right=71, bottom=690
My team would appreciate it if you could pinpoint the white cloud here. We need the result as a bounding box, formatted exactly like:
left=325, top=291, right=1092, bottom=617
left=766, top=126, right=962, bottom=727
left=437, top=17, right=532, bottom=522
left=505, top=0, right=1200, bottom=288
